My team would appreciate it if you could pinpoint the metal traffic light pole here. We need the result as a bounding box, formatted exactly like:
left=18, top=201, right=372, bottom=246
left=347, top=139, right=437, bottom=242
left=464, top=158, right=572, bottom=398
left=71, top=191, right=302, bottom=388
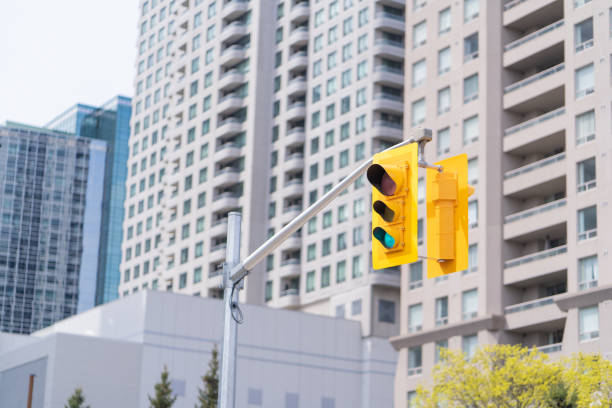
left=218, top=128, right=435, bottom=408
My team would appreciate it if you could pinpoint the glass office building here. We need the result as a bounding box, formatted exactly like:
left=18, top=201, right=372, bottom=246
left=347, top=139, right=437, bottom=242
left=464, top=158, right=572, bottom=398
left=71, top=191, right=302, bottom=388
left=0, top=123, right=106, bottom=333
left=47, top=95, right=132, bottom=308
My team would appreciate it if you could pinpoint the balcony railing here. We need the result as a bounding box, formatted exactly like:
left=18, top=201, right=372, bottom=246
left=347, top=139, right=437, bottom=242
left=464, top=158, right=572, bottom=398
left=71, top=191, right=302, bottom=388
left=374, top=93, right=403, bottom=102
left=280, top=288, right=299, bottom=296
left=575, top=38, right=594, bottom=53
left=504, top=107, right=565, bottom=136
left=505, top=295, right=556, bottom=314
left=537, top=343, right=562, bottom=354
left=373, top=120, right=403, bottom=129
left=211, top=243, right=227, bottom=252
left=285, top=178, right=304, bottom=186
left=504, top=152, right=565, bottom=179
left=374, top=65, right=403, bottom=75
left=375, top=12, right=404, bottom=22
left=504, top=245, right=567, bottom=269
left=281, top=258, right=300, bottom=266
left=503, top=0, right=528, bottom=11
left=375, top=38, right=405, bottom=48
left=504, top=20, right=564, bottom=52
left=283, top=205, right=303, bottom=213
left=504, top=63, right=565, bottom=94
left=504, top=198, right=566, bottom=224
left=578, top=279, right=598, bottom=291
left=578, top=227, right=597, bottom=242
left=409, top=280, right=423, bottom=290
left=407, top=367, right=422, bottom=377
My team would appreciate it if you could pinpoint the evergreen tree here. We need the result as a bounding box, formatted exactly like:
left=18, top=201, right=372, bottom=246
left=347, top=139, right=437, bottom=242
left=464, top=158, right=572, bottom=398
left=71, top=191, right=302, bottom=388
left=65, top=387, right=90, bottom=408
left=148, top=365, right=177, bottom=408
left=196, top=343, right=220, bottom=408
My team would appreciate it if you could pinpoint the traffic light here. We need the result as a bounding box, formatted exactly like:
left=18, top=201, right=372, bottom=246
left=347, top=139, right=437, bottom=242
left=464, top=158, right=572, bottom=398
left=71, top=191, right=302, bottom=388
left=368, top=143, right=419, bottom=269
left=426, top=154, right=474, bottom=277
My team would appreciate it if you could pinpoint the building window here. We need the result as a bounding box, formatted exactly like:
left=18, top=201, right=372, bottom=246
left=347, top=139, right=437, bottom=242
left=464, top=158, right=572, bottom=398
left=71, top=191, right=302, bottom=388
left=351, top=299, right=362, bottom=315
left=194, top=267, right=202, bottom=284
left=437, top=87, right=450, bottom=115
left=408, top=346, right=422, bottom=376
left=378, top=299, right=395, bottom=323
left=437, top=127, right=450, bottom=155
left=412, top=59, right=426, bottom=88
left=438, top=7, right=451, bottom=34
left=468, top=201, right=478, bottom=228
left=435, top=296, right=448, bottom=326
left=464, top=32, right=479, bottom=61
left=265, top=281, right=273, bottom=301
left=336, top=304, right=345, bottom=318
left=435, top=339, right=448, bottom=364
left=465, top=244, right=478, bottom=274
left=413, top=20, right=427, bottom=48
left=578, top=255, right=598, bottom=291
left=464, top=0, right=479, bottom=22
left=462, top=289, right=478, bottom=320
left=575, top=18, right=593, bottom=52
left=322, top=238, right=331, bottom=256
left=409, top=262, right=423, bottom=290
left=411, top=98, right=426, bottom=127
left=321, top=266, right=331, bottom=288
left=306, top=271, right=315, bottom=292
left=579, top=306, right=599, bottom=341
left=463, top=73, right=478, bottom=103
left=463, top=115, right=479, bottom=145
left=352, top=255, right=363, bottom=278
left=575, top=110, right=595, bottom=145
left=462, top=334, right=478, bottom=358
left=575, top=63, right=594, bottom=99
left=468, top=157, right=478, bottom=185
left=577, top=206, right=597, bottom=241
left=408, top=303, right=423, bottom=333
left=577, top=158, right=596, bottom=192
left=336, top=260, right=346, bottom=282
left=179, top=272, right=187, bottom=289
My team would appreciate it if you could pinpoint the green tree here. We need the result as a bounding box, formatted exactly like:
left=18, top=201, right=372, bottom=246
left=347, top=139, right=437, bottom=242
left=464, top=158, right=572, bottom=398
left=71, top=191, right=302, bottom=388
left=149, top=365, right=177, bottom=408
left=196, top=344, right=220, bottom=408
left=65, top=387, right=90, bottom=408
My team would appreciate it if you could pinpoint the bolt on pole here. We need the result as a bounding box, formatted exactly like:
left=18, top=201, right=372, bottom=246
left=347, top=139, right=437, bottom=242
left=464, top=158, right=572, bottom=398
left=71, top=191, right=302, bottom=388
left=219, top=212, right=241, bottom=408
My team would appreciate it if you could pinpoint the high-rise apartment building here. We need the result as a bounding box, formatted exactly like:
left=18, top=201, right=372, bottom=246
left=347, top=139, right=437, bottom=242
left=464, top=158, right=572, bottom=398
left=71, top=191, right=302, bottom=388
left=392, top=1, right=612, bottom=405
left=122, top=0, right=406, bottom=337
left=47, top=95, right=132, bottom=309
left=0, top=124, right=107, bottom=334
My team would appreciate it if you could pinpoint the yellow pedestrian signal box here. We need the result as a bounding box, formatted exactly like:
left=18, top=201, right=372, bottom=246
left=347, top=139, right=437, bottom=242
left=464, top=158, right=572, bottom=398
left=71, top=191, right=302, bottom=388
left=426, top=154, right=474, bottom=278
left=367, top=144, right=418, bottom=269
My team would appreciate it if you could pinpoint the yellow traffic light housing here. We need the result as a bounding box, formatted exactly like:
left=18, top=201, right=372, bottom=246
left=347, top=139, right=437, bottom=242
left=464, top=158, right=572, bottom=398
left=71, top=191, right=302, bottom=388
left=368, top=144, right=418, bottom=269
left=426, top=154, right=475, bottom=277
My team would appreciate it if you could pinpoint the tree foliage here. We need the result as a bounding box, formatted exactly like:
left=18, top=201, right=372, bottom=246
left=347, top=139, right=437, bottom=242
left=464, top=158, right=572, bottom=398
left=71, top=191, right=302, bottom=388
left=196, top=343, right=220, bottom=408
left=149, top=365, right=177, bottom=408
left=65, top=387, right=90, bottom=408
left=415, top=344, right=612, bottom=408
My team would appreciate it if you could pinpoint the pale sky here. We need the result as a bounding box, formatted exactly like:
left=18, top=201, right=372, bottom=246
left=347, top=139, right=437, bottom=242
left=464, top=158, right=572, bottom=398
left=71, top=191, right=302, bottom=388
left=0, top=1, right=138, bottom=126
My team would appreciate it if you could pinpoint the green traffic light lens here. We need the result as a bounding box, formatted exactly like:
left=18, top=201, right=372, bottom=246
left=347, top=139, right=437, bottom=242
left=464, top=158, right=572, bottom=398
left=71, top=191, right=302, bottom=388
left=373, top=227, right=396, bottom=249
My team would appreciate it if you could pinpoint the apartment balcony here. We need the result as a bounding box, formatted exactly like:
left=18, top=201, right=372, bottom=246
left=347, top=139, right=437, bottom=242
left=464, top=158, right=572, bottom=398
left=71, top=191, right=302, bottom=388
left=214, top=167, right=242, bottom=186
left=373, top=12, right=405, bottom=32
left=503, top=19, right=564, bottom=69
left=289, top=27, right=309, bottom=46
left=289, top=1, right=309, bottom=23
left=208, top=246, right=227, bottom=263
left=222, top=0, right=249, bottom=19
left=283, top=178, right=304, bottom=197
left=279, top=258, right=301, bottom=278
left=368, top=267, right=401, bottom=288
left=282, top=205, right=302, bottom=223
left=280, top=235, right=302, bottom=251
left=503, top=152, right=566, bottom=197
left=372, top=93, right=403, bottom=114
left=219, top=45, right=248, bottom=66
left=504, top=198, right=567, bottom=241
left=285, top=127, right=306, bottom=146
left=371, top=121, right=403, bottom=141
left=287, top=51, right=308, bottom=71
left=210, top=217, right=229, bottom=236
left=504, top=245, right=568, bottom=286
left=373, top=65, right=404, bottom=86
left=211, top=192, right=241, bottom=212
left=218, top=69, right=246, bottom=90
left=217, top=93, right=245, bottom=115
left=214, top=142, right=243, bottom=162
left=277, top=288, right=300, bottom=308
left=536, top=343, right=563, bottom=355
left=505, top=295, right=566, bottom=332
left=220, top=21, right=247, bottom=42
left=285, top=102, right=306, bottom=121
left=284, top=152, right=304, bottom=172
left=286, top=77, right=307, bottom=96
left=503, top=63, right=565, bottom=113
left=216, top=118, right=244, bottom=138
left=373, top=38, right=405, bottom=59
left=503, top=107, right=565, bottom=154
left=503, top=0, right=562, bottom=28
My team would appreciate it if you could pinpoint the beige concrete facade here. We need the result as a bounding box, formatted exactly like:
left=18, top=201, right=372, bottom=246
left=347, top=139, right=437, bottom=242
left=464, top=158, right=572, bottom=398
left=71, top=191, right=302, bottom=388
left=394, top=0, right=612, bottom=406
left=121, top=0, right=408, bottom=339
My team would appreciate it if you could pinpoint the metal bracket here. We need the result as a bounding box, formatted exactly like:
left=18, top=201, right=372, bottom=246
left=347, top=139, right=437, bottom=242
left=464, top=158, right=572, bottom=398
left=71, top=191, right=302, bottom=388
left=414, top=128, right=443, bottom=172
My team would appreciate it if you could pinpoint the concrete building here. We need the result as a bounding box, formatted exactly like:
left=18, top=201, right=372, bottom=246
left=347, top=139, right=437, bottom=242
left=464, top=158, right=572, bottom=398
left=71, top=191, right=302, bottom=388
left=392, top=1, right=612, bottom=405
left=0, top=290, right=396, bottom=408
left=123, top=0, right=406, bottom=338
left=0, top=124, right=107, bottom=334
left=46, top=95, right=132, bottom=309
